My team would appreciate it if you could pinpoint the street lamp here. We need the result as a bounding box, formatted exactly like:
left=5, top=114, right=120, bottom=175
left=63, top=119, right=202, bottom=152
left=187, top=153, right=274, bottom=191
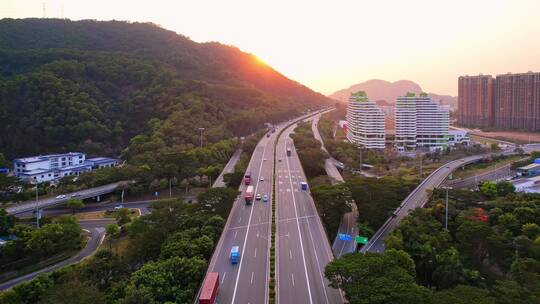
left=198, top=128, right=205, bottom=149
left=35, top=182, right=40, bottom=228
left=440, top=186, right=452, bottom=230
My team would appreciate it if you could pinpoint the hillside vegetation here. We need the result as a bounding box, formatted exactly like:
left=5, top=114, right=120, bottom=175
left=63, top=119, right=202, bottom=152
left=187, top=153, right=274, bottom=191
left=0, top=18, right=330, bottom=159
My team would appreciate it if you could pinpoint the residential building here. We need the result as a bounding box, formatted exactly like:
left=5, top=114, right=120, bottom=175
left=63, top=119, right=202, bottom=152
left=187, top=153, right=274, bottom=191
left=458, top=71, right=540, bottom=131
left=13, top=152, right=118, bottom=184
left=346, top=91, right=386, bottom=149
left=395, top=92, right=450, bottom=152
left=494, top=72, right=540, bottom=130
left=458, top=74, right=494, bottom=128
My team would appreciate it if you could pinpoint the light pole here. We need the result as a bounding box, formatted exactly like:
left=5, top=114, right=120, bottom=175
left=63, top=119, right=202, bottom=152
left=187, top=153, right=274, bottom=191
left=198, top=128, right=205, bottom=149
left=441, top=186, right=452, bottom=230
left=35, top=182, right=40, bottom=228
left=358, top=145, right=363, bottom=175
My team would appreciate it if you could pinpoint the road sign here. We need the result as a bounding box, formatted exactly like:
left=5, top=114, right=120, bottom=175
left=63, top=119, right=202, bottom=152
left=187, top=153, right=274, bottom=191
left=355, top=236, right=369, bottom=244
left=339, top=233, right=353, bottom=241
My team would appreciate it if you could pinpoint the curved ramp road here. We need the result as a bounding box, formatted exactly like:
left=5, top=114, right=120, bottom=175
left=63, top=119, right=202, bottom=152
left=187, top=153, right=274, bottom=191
left=361, top=152, right=515, bottom=254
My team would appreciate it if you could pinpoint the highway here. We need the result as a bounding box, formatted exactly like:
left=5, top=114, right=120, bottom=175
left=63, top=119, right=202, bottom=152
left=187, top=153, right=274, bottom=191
left=6, top=182, right=123, bottom=215
left=275, top=120, right=343, bottom=304
left=213, top=149, right=243, bottom=188
left=205, top=126, right=275, bottom=304
left=361, top=153, right=505, bottom=253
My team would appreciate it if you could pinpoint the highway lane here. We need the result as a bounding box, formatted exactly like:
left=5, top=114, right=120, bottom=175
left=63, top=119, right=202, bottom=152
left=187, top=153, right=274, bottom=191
left=276, top=122, right=343, bottom=304
left=361, top=152, right=513, bottom=253
left=7, top=182, right=123, bottom=215
left=206, top=131, right=274, bottom=304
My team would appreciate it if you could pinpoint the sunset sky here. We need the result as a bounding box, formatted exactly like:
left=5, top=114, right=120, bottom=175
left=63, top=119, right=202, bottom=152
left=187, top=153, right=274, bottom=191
left=1, top=0, right=539, bottom=96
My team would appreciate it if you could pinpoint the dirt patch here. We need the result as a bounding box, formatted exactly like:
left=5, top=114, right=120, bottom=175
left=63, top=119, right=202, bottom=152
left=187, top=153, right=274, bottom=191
left=470, top=130, right=540, bottom=144
left=74, top=211, right=106, bottom=220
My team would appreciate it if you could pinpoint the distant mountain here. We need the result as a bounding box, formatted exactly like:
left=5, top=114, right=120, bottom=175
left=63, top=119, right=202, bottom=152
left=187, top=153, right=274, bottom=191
left=329, top=79, right=457, bottom=110
left=0, top=18, right=331, bottom=159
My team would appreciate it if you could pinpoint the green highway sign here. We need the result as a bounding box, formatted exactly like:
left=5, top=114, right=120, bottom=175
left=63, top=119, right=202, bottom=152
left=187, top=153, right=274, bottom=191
left=355, top=236, right=368, bottom=244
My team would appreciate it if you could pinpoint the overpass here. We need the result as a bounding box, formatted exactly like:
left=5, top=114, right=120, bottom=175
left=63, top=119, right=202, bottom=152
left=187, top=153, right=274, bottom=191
left=6, top=182, right=124, bottom=215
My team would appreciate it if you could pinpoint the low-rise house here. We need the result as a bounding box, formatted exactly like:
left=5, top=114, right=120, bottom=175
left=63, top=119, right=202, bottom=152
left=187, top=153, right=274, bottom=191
left=12, top=152, right=118, bottom=184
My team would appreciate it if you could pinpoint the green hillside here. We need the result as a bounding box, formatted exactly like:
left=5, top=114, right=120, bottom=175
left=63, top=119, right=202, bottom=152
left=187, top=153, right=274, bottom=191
left=0, top=18, right=330, bottom=159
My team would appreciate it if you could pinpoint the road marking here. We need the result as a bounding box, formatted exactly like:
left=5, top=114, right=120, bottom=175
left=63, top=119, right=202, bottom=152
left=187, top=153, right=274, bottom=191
left=284, top=142, right=313, bottom=304
left=291, top=273, right=295, bottom=286
left=254, top=248, right=257, bottom=258
left=250, top=272, right=254, bottom=284
left=289, top=250, right=292, bottom=260
left=231, top=140, right=269, bottom=304
left=234, top=231, right=238, bottom=239
left=222, top=272, right=227, bottom=283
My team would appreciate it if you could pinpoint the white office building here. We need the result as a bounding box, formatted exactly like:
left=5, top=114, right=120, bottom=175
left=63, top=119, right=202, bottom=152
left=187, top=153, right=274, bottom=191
left=13, top=152, right=118, bottom=184
left=395, top=93, right=449, bottom=152
left=346, top=91, right=386, bottom=149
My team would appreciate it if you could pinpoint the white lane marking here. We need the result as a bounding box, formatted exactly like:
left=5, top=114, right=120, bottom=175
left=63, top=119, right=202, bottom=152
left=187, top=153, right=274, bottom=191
left=222, top=272, right=227, bottom=283
left=291, top=273, right=295, bottom=287
left=254, top=248, right=257, bottom=258
left=289, top=250, right=292, bottom=260
left=234, top=231, right=238, bottom=239
left=239, top=216, right=242, bottom=223
left=305, top=217, right=331, bottom=304
left=284, top=142, right=313, bottom=304
left=231, top=140, right=269, bottom=304
left=251, top=272, right=254, bottom=284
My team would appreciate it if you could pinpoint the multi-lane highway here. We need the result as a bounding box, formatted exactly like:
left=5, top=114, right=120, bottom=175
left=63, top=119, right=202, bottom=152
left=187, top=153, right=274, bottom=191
left=275, top=120, right=342, bottom=304
left=205, top=126, right=275, bottom=304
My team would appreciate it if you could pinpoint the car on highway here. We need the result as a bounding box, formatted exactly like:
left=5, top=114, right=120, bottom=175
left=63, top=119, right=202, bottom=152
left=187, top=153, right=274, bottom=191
left=278, top=158, right=282, bottom=162
left=55, top=194, right=66, bottom=200
left=114, top=205, right=124, bottom=210
left=255, top=193, right=262, bottom=200
left=260, top=176, right=264, bottom=181
left=262, top=194, right=268, bottom=202
left=70, top=193, right=81, bottom=198
left=263, top=158, right=267, bottom=161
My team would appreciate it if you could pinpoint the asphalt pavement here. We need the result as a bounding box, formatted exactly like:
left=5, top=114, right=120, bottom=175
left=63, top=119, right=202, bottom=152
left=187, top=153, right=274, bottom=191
left=213, top=149, right=243, bottom=188
left=361, top=153, right=509, bottom=253
left=275, top=121, right=343, bottom=304
left=0, top=220, right=110, bottom=291
left=6, top=182, right=123, bottom=215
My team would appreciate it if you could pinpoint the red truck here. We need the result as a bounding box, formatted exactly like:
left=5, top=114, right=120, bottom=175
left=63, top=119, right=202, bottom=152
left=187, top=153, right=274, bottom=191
left=244, top=171, right=252, bottom=185
left=245, top=185, right=254, bottom=205
left=199, top=272, right=219, bottom=304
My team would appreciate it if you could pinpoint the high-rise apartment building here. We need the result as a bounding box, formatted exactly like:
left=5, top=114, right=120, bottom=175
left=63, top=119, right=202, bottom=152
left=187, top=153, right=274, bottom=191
left=346, top=91, right=386, bottom=149
left=494, top=72, right=540, bottom=130
left=458, top=75, right=494, bottom=128
left=458, top=71, right=540, bottom=131
left=395, top=93, right=449, bottom=152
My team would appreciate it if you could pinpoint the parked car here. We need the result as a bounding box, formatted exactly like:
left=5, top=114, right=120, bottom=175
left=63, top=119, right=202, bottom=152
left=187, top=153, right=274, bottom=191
left=55, top=194, right=66, bottom=200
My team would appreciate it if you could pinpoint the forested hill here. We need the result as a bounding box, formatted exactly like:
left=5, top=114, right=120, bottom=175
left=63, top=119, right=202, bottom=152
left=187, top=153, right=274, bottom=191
left=0, top=18, right=330, bottom=159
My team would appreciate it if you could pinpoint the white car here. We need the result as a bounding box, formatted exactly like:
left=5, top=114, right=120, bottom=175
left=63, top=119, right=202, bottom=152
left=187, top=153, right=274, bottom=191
left=114, top=205, right=125, bottom=210
left=255, top=194, right=262, bottom=200
left=55, top=194, right=66, bottom=200
left=260, top=176, right=264, bottom=181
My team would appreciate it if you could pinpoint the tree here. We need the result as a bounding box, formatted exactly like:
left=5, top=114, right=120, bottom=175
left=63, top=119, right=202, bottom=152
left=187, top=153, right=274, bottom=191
left=429, top=285, right=495, bottom=304
left=311, top=184, right=352, bottom=240
left=0, top=208, right=15, bottom=235
left=66, top=198, right=85, bottom=215
left=479, top=181, right=497, bottom=199
left=105, top=223, right=120, bottom=250
left=42, top=276, right=106, bottom=304
left=495, top=181, right=515, bottom=196
left=325, top=250, right=430, bottom=304
left=124, top=256, right=207, bottom=303
left=197, top=187, right=239, bottom=217
left=115, top=208, right=132, bottom=225
left=456, top=220, right=494, bottom=267
left=523, top=223, right=540, bottom=239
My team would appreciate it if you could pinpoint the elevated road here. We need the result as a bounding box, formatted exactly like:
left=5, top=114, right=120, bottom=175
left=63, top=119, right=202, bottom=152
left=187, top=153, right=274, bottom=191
left=361, top=152, right=515, bottom=253
left=7, top=182, right=123, bottom=215
left=276, top=121, right=343, bottom=304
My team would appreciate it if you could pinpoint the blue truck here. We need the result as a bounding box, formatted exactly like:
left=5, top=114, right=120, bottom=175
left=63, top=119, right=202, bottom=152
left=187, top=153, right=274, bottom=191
left=230, top=246, right=240, bottom=264
left=300, top=182, right=308, bottom=191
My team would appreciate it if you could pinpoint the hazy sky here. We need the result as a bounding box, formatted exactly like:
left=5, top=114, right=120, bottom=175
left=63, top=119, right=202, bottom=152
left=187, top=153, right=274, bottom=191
left=1, top=0, right=540, bottom=96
